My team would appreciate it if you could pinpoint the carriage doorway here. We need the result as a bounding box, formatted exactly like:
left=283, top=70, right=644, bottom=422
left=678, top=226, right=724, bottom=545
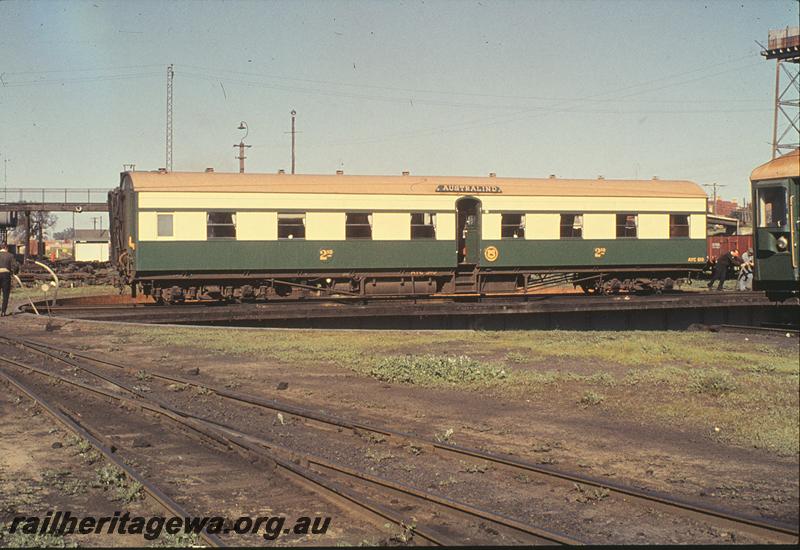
left=456, top=197, right=481, bottom=265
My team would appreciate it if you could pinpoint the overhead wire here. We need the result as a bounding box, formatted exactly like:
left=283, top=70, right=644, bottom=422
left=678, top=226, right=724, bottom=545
left=180, top=50, right=762, bottom=104
left=1, top=64, right=165, bottom=76
left=294, top=59, right=769, bottom=147
left=1, top=72, right=163, bottom=88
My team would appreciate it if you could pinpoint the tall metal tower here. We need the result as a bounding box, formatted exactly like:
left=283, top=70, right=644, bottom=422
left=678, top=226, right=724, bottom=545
left=761, top=27, right=800, bottom=158
left=291, top=110, right=297, bottom=174
left=166, top=64, right=174, bottom=171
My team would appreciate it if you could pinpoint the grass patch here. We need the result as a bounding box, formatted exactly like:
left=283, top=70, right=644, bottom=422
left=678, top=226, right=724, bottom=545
left=370, top=355, right=507, bottom=387
left=150, top=532, right=200, bottom=547
left=41, top=469, right=86, bottom=496
left=94, top=465, right=143, bottom=503
left=0, top=528, right=76, bottom=548
left=690, top=369, right=738, bottom=396
left=579, top=391, right=605, bottom=407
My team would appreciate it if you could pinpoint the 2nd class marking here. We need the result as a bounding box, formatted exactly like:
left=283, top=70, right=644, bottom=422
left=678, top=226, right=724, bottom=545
left=593, top=247, right=607, bottom=258
left=319, top=249, right=334, bottom=261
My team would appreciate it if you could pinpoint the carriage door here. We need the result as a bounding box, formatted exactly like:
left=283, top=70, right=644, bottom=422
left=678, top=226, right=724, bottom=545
left=456, top=197, right=482, bottom=265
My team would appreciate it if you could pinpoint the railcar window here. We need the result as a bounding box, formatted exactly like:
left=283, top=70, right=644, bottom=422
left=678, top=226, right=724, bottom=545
left=207, top=212, right=236, bottom=239
left=501, top=213, right=525, bottom=239
left=157, top=213, right=173, bottom=237
left=560, top=214, right=583, bottom=239
left=411, top=212, right=436, bottom=239
left=616, top=213, right=637, bottom=238
left=346, top=213, right=373, bottom=239
left=669, top=214, right=690, bottom=238
left=278, top=213, right=306, bottom=239
left=757, top=187, right=788, bottom=228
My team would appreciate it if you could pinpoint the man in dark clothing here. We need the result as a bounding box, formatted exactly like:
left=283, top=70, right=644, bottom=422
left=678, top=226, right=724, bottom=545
left=0, top=244, right=19, bottom=316
left=707, top=248, right=742, bottom=291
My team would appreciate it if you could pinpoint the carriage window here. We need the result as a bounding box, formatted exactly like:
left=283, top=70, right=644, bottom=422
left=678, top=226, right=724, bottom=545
left=207, top=212, right=236, bottom=239
left=669, top=214, right=690, bottom=238
left=758, top=186, right=788, bottom=228
left=157, top=213, right=173, bottom=237
left=411, top=212, right=436, bottom=239
left=616, top=213, right=637, bottom=238
left=501, top=213, right=525, bottom=239
left=560, top=214, right=583, bottom=239
left=346, top=213, right=373, bottom=239
left=278, top=213, right=306, bottom=239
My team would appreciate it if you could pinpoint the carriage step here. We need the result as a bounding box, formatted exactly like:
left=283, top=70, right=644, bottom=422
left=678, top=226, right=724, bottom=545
left=454, top=267, right=478, bottom=292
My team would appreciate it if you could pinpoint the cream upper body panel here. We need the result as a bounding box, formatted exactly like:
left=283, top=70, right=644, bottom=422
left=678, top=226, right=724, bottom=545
left=137, top=192, right=706, bottom=214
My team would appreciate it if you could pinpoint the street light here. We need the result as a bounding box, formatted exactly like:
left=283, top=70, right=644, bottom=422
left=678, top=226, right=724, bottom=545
left=234, top=121, right=251, bottom=174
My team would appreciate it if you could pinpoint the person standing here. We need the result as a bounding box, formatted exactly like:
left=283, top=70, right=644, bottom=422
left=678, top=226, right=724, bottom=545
left=0, top=244, right=20, bottom=316
left=708, top=248, right=742, bottom=291
left=738, top=248, right=754, bottom=291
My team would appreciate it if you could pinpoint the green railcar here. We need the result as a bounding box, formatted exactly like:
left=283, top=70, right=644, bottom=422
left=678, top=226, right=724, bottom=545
left=750, top=149, right=800, bottom=300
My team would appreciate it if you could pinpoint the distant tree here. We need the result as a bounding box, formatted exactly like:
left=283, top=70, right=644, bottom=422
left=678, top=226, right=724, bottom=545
left=30, top=211, right=58, bottom=240
left=9, top=211, right=58, bottom=243
left=53, top=227, right=75, bottom=240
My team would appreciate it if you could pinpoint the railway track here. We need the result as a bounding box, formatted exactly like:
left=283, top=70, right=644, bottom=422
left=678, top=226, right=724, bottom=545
left=717, top=324, right=799, bottom=335
left=0, top=340, right=579, bottom=546
left=0, top=367, right=227, bottom=548
left=14, top=290, right=792, bottom=332
left=2, top=335, right=797, bottom=545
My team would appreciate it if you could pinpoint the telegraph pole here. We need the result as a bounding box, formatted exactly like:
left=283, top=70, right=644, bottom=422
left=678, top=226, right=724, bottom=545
left=166, top=64, right=174, bottom=171
left=284, top=110, right=301, bottom=174
left=703, top=182, right=727, bottom=214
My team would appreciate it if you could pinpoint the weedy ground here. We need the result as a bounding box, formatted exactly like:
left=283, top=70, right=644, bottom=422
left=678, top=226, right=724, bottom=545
left=120, top=326, right=800, bottom=455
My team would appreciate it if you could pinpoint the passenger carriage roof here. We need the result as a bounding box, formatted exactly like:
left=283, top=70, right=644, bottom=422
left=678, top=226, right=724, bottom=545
left=123, top=172, right=706, bottom=198
left=750, top=148, right=800, bottom=181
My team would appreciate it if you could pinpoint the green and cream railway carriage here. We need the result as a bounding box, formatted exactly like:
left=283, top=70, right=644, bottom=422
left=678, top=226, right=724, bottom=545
left=750, top=149, right=800, bottom=300
left=108, top=170, right=708, bottom=302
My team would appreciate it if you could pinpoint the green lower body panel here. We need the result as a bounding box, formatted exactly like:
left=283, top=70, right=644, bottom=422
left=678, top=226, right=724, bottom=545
left=755, top=253, right=799, bottom=289
left=478, top=239, right=707, bottom=269
left=134, top=238, right=706, bottom=274
left=136, top=240, right=457, bottom=272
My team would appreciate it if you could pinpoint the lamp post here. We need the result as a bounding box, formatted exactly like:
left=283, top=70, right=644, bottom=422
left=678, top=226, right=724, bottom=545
left=234, top=121, right=251, bottom=174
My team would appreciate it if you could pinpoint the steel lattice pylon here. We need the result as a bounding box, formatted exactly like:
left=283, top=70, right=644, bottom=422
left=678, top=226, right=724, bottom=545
left=762, top=27, right=800, bottom=159
left=771, top=59, right=799, bottom=158
left=166, top=64, right=174, bottom=171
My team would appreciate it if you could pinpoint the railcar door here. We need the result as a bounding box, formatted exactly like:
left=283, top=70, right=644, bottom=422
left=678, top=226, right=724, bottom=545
left=456, top=197, right=482, bottom=265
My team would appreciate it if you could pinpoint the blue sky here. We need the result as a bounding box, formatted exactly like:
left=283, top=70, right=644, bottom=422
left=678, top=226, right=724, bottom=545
left=1, top=0, right=797, bottom=231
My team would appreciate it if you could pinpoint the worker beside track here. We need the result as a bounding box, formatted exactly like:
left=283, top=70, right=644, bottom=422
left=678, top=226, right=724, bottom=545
left=0, top=244, right=19, bottom=316
left=707, top=248, right=742, bottom=292
left=738, top=248, right=754, bottom=291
